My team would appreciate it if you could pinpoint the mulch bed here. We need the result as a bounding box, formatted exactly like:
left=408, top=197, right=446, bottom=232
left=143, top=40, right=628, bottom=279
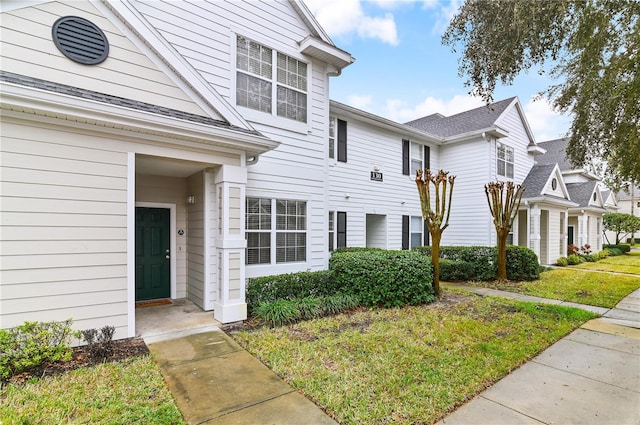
left=4, top=337, right=149, bottom=386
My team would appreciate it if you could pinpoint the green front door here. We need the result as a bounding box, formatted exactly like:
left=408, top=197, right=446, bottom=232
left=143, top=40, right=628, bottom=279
left=135, top=207, right=170, bottom=301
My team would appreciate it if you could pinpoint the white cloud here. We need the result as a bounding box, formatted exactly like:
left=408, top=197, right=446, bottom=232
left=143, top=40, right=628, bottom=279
left=305, top=0, right=399, bottom=45
left=424, top=0, right=463, bottom=35
left=347, top=94, right=374, bottom=110
left=522, top=97, right=571, bottom=142
left=382, top=94, right=485, bottom=123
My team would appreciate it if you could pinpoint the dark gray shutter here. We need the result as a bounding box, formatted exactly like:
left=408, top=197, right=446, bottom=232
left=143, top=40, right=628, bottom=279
left=402, top=139, right=410, bottom=175
left=337, top=119, right=347, bottom=162
left=423, top=220, right=430, bottom=246
left=424, top=145, right=430, bottom=170
left=337, top=212, right=347, bottom=248
left=402, top=215, right=409, bottom=250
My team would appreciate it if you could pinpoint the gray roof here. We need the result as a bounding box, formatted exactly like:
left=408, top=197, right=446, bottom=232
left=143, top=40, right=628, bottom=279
left=522, top=164, right=557, bottom=198
left=616, top=186, right=640, bottom=201
left=404, top=97, right=515, bottom=138
left=566, top=181, right=600, bottom=208
left=0, top=71, right=262, bottom=136
left=537, top=138, right=573, bottom=170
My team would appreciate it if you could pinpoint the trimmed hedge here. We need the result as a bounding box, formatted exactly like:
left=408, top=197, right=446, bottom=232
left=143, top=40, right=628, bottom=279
left=413, top=245, right=539, bottom=281
left=246, top=270, right=338, bottom=314
left=329, top=250, right=434, bottom=308
left=603, top=244, right=631, bottom=254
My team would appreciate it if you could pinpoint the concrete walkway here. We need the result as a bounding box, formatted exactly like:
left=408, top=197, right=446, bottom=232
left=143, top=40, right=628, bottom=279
left=145, top=328, right=336, bottom=425
left=437, top=286, right=640, bottom=425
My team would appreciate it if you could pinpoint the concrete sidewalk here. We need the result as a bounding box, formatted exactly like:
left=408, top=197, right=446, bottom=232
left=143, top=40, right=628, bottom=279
left=145, top=328, right=336, bottom=425
left=437, top=288, right=640, bottom=425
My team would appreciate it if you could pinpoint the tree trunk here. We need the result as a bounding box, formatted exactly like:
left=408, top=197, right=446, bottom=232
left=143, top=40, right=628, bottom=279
left=497, top=229, right=507, bottom=281
left=431, top=232, right=442, bottom=298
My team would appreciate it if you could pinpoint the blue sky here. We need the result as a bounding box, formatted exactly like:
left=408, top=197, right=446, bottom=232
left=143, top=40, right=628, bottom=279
left=306, top=0, right=572, bottom=142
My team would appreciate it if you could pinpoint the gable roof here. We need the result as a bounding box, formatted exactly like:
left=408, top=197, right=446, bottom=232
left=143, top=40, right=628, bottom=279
left=537, top=138, right=572, bottom=170
left=566, top=181, right=604, bottom=209
left=404, top=97, right=516, bottom=138
left=616, top=186, right=640, bottom=201
left=522, top=164, right=559, bottom=198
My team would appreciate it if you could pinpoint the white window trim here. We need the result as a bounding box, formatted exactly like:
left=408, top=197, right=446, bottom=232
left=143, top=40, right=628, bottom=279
left=328, top=210, right=337, bottom=251
left=245, top=193, right=311, bottom=277
left=328, top=116, right=337, bottom=166
left=231, top=32, right=311, bottom=134
left=497, top=141, right=515, bottom=179
left=410, top=215, right=423, bottom=249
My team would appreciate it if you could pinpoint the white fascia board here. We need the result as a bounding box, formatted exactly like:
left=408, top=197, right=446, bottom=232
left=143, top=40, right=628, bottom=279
left=299, top=36, right=354, bottom=70
left=330, top=100, right=442, bottom=144
left=290, top=0, right=334, bottom=44
left=442, top=126, right=509, bottom=144
left=100, top=0, right=254, bottom=131
left=523, top=197, right=579, bottom=208
left=1, top=82, right=280, bottom=155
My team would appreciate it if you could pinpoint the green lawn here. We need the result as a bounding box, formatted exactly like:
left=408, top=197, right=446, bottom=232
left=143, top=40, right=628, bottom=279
left=469, top=254, right=640, bottom=308
left=573, top=251, right=640, bottom=275
left=232, top=293, right=595, bottom=425
left=0, top=356, right=184, bottom=425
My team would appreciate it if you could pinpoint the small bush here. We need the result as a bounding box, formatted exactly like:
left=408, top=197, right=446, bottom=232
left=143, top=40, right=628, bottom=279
left=580, top=244, right=592, bottom=255
left=607, top=247, right=623, bottom=256
left=556, top=257, right=568, bottom=267
left=81, top=326, right=115, bottom=360
left=0, top=319, right=76, bottom=380
left=330, top=250, right=434, bottom=308
left=246, top=270, right=337, bottom=314
left=567, top=254, right=583, bottom=265
left=296, top=297, right=322, bottom=320
left=567, top=244, right=580, bottom=255
left=255, top=300, right=300, bottom=327
left=581, top=254, right=597, bottom=262
left=603, top=244, right=631, bottom=254
left=596, top=249, right=610, bottom=260
left=439, top=259, right=476, bottom=281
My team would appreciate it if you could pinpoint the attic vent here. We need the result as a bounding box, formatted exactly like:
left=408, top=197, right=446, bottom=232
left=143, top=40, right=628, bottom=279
left=52, top=16, right=109, bottom=65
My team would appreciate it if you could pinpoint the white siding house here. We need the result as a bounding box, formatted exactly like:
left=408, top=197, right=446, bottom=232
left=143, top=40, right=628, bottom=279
left=1, top=0, right=353, bottom=338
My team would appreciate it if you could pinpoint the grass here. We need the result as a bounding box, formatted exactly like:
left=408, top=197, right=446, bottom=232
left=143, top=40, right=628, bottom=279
left=0, top=356, right=184, bottom=424
left=469, top=253, right=640, bottom=308
left=573, top=251, right=640, bottom=275
left=232, top=292, right=596, bottom=424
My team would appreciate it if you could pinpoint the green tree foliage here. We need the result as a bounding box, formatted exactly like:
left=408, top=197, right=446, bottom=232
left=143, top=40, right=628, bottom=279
left=603, top=212, right=640, bottom=244
left=443, top=0, right=640, bottom=184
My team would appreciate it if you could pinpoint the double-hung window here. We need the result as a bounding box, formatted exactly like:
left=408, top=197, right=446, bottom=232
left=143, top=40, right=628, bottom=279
left=403, top=140, right=430, bottom=176
left=402, top=215, right=428, bottom=249
left=328, top=116, right=347, bottom=162
left=497, top=142, right=514, bottom=178
left=246, top=197, right=307, bottom=265
left=236, top=35, right=307, bottom=122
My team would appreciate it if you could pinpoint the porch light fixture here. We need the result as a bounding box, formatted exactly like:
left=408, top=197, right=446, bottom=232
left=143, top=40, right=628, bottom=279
left=187, top=195, right=195, bottom=204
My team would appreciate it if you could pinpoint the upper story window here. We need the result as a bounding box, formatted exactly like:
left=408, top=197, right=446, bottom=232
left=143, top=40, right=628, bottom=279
left=236, top=35, right=307, bottom=123
left=329, top=116, right=347, bottom=162
left=403, top=140, right=430, bottom=176
left=497, top=142, right=514, bottom=179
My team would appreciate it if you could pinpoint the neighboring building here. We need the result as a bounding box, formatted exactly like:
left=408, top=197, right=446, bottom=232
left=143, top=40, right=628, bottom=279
left=604, top=185, right=640, bottom=244
left=1, top=0, right=353, bottom=338
left=536, top=138, right=607, bottom=254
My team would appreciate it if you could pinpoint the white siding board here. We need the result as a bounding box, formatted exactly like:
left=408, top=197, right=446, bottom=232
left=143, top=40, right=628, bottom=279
left=1, top=265, right=126, bottom=285
left=2, top=277, right=124, bottom=299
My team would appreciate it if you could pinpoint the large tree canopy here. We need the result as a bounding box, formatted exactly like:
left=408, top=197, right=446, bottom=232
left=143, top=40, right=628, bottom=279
left=443, top=0, right=640, bottom=184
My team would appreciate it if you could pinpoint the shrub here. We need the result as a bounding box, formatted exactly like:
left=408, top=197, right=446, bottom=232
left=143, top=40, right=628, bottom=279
left=567, top=244, right=580, bottom=255
left=330, top=250, right=434, bottom=308
left=581, top=254, right=597, bottom=262
left=607, top=247, right=623, bottom=256
left=556, top=257, right=568, bottom=267
left=0, top=319, right=76, bottom=380
left=80, top=326, right=115, bottom=360
left=255, top=295, right=361, bottom=326
left=246, top=270, right=337, bottom=314
left=255, top=300, right=300, bottom=327
left=603, top=244, right=631, bottom=254
left=414, top=245, right=539, bottom=281
left=439, top=259, right=476, bottom=281
left=580, top=244, right=592, bottom=255
left=567, top=254, right=583, bottom=265
left=596, top=249, right=610, bottom=260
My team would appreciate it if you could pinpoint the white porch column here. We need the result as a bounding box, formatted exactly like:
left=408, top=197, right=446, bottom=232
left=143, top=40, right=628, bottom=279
left=530, top=206, right=541, bottom=263
left=577, top=214, right=586, bottom=248
left=596, top=216, right=603, bottom=251
left=213, top=165, right=247, bottom=323
left=562, top=210, right=569, bottom=257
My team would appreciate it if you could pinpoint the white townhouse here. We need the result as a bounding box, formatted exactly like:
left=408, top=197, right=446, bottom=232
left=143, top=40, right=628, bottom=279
left=0, top=0, right=353, bottom=338
left=605, top=185, right=639, bottom=244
